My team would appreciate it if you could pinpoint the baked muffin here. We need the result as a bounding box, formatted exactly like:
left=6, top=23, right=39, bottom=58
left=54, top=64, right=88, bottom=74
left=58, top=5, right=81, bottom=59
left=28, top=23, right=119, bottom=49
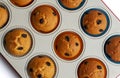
left=58, top=0, right=86, bottom=10
left=27, top=55, right=56, bottom=78
left=10, top=0, right=34, bottom=7
left=77, top=58, right=107, bottom=78
left=4, top=28, right=32, bottom=57
left=104, top=35, right=120, bottom=63
left=81, top=9, right=110, bottom=37
left=31, top=5, right=60, bottom=33
left=0, top=5, right=9, bottom=28
left=54, top=31, right=83, bottom=61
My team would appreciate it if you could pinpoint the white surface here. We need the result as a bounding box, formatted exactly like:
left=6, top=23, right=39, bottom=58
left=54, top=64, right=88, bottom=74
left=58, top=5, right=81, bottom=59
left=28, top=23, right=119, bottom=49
left=103, top=0, right=120, bottom=20
left=0, top=55, right=20, bottom=78
left=0, top=0, right=120, bottom=78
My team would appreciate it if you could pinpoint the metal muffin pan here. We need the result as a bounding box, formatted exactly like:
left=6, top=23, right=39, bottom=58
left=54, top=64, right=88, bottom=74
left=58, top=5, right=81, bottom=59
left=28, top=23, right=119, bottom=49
left=80, top=8, right=110, bottom=37
left=0, top=0, right=120, bottom=78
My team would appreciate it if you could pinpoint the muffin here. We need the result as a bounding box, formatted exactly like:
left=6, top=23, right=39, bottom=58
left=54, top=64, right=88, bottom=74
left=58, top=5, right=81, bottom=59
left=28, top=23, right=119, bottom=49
left=58, top=0, right=86, bottom=10
left=31, top=5, right=60, bottom=33
left=27, top=55, right=56, bottom=78
left=77, top=58, right=107, bottom=78
left=54, top=31, right=83, bottom=61
left=81, top=9, right=110, bottom=37
left=10, top=0, right=34, bottom=7
left=104, top=35, right=120, bottom=63
left=4, top=28, right=32, bottom=57
left=0, top=5, right=9, bottom=28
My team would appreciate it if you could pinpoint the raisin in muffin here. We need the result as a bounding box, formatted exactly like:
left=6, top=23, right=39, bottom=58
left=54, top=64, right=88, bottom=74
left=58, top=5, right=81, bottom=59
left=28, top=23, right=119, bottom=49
left=4, top=28, right=32, bottom=57
left=31, top=5, right=60, bottom=33
left=77, top=58, right=107, bottom=78
left=54, top=31, right=83, bottom=61
left=10, top=0, right=34, bottom=7
left=27, top=55, right=56, bottom=78
left=81, top=9, right=109, bottom=37
left=104, top=35, right=120, bottom=63
left=0, top=5, right=9, bottom=28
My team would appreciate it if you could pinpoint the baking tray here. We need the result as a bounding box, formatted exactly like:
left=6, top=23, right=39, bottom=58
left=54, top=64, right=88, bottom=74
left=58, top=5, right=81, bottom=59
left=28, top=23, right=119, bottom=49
left=0, top=0, right=120, bottom=78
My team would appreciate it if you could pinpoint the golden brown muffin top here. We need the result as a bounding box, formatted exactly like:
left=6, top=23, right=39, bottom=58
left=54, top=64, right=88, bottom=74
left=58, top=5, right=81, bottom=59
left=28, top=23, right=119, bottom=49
left=82, top=10, right=108, bottom=36
left=54, top=31, right=83, bottom=61
left=78, top=58, right=107, bottom=78
left=10, top=0, right=34, bottom=7
left=105, top=36, right=120, bottom=62
left=27, top=55, right=56, bottom=78
left=60, top=0, right=83, bottom=9
left=4, top=29, right=32, bottom=57
left=31, top=5, right=60, bottom=33
left=0, top=6, right=9, bottom=28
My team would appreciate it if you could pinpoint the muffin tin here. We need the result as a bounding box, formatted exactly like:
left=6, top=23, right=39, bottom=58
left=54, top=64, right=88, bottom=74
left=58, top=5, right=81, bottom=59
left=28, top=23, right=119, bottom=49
left=0, top=0, right=120, bottom=78
left=103, top=34, right=120, bottom=64
left=80, top=8, right=110, bottom=37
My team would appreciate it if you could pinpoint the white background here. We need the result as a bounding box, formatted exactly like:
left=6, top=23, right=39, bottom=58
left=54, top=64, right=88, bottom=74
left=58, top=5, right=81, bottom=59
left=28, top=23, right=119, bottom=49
left=0, top=0, right=120, bottom=78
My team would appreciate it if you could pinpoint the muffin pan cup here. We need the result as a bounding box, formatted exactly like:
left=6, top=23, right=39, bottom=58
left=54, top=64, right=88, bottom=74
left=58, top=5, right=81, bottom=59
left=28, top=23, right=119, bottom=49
left=8, top=0, right=37, bottom=9
left=0, top=0, right=120, bottom=78
left=25, top=53, right=59, bottom=78
left=0, top=0, right=11, bottom=31
left=80, top=8, right=111, bottom=37
left=52, top=29, right=85, bottom=62
left=76, top=56, right=109, bottom=78
left=29, top=2, right=62, bottom=35
left=57, top=0, right=87, bottom=11
left=1, top=26, right=35, bottom=59
left=103, top=33, right=120, bottom=65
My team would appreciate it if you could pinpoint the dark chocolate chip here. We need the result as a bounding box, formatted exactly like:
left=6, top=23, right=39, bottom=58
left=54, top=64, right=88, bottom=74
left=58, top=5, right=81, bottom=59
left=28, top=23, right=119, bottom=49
left=84, top=25, right=88, bottom=30
left=107, top=41, right=111, bottom=45
left=99, top=29, right=104, bottom=32
left=98, top=12, right=102, bottom=15
left=97, top=20, right=102, bottom=25
left=53, top=12, right=57, bottom=16
left=65, top=53, right=70, bottom=56
left=37, top=74, right=42, bottom=78
left=46, top=62, right=51, bottom=66
left=119, top=41, right=120, bottom=43
left=39, top=18, right=44, bottom=24
left=75, top=42, right=79, bottom=46
left=84, top=61, right=88, bottom=65
left=21, top=34, right=27, bottom=38
left=65, top=36, right=70, bottom=42
left=29, top=68, right=33, bottom=72
left=97, top=65, right=102, bottom=69
left=17, top=47, right=23, bottom=50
